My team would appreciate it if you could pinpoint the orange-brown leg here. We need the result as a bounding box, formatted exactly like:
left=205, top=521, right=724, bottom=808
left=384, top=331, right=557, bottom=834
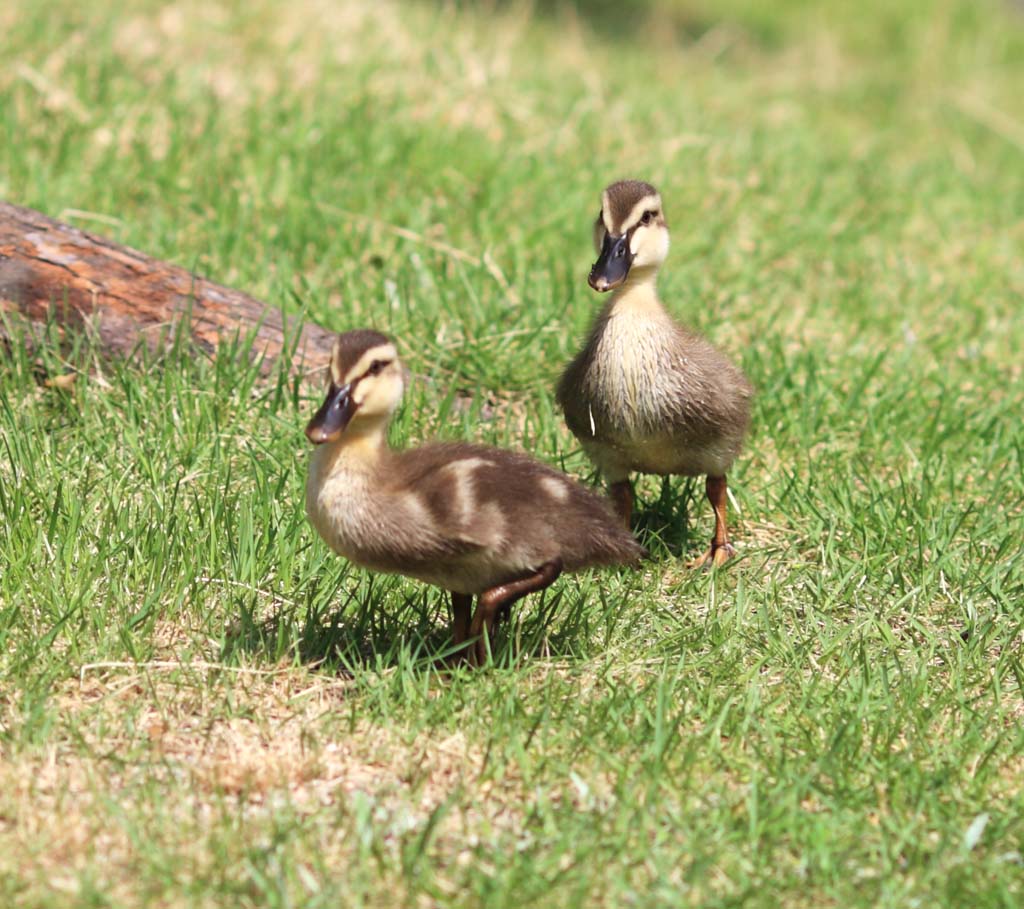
left=609, top=480, right=633, bottom=528
left=469, top=560, right=563, bottom=667
left=689, top=475, right=736, bottom=569
left=451, top=592, right=472, bottom=646
left=435, top=593, right=475, bottom=667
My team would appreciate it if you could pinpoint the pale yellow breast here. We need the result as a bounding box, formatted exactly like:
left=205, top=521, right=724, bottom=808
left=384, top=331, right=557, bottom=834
left=588, top=303, right=678, bottom=431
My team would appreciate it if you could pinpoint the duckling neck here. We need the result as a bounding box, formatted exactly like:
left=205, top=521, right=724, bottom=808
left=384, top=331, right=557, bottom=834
left=609, top=268, right=664, bottom=315
left=310, top=424, right=390, bottom=480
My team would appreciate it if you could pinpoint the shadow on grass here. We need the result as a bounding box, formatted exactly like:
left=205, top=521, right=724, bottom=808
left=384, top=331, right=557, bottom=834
left=632, top=476, right=703, bottom=560
left=422, top=0, right=784, bottom=48
left=221, top=577, right=448, bottom=671
left=220, top=573, right=609, bottom=672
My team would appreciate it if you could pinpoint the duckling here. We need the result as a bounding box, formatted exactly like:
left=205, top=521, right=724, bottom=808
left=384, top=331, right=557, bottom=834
left=305, top=329, right=645, bottom=665
left=557, top=180, right=753, bottom=567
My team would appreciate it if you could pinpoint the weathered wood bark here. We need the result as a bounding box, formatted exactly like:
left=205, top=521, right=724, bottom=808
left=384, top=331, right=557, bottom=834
left=0, top=200, right=335, bottom=377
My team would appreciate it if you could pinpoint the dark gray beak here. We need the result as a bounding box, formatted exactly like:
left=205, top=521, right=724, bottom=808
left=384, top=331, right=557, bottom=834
left=305, top=382, right=356, bottom=444
left=588, top=232, right=633, bottom=292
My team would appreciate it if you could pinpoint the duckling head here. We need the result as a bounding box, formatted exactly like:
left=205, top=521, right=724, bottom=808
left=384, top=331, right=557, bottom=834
left=305, top=330, right=404, bottom=444
left=589, top=179, right=669, bottom=292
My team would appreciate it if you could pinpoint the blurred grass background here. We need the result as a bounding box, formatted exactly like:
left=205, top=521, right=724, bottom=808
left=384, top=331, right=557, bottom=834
left=1, top=1, right=1023, bottom=906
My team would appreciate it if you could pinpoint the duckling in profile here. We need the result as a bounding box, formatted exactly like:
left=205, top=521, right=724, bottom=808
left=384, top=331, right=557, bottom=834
left=557, top=180, right=753, bottom=567
left=305, top=329, right=645, bottom=665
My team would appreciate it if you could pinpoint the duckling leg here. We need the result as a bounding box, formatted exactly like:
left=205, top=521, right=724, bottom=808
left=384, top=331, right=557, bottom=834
left=451, top=593, right=473, bottom=647
left=609, top=480, right=633, bottom=527
left=689, top=475, right=736, bottom=569
left=469, top=560, right=563, bottom=666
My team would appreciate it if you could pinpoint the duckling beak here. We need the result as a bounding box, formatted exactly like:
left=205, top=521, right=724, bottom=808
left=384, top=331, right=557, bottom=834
left=588, top=232, right=633, bottom=292
left=305, top=382, right=356, bottom=444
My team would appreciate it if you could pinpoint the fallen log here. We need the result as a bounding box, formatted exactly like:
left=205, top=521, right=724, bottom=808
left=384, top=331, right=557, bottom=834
left=0, top=200, right=335, bottom=377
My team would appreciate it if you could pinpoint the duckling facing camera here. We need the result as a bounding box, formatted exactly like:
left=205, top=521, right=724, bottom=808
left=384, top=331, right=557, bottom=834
left=557, top=180, right=753, bottom=567
left=305, top=330, right=645, bottom=666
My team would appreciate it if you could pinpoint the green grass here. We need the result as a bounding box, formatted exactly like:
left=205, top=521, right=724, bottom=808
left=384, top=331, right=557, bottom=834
left=2, top=0, right=1024, bottom=905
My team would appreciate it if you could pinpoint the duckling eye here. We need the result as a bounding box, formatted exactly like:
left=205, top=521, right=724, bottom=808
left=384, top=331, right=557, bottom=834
left=366, top=359, right=389, bottom=377
left=641, top=210, right=656, bottom=225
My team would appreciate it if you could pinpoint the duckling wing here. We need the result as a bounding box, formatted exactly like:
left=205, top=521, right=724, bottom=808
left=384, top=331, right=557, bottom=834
left=387, top=443, right=644, bottom=573
left=385, top=443, right=516, bottom=553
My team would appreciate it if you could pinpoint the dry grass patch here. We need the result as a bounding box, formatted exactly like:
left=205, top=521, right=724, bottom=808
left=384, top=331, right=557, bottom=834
left=2, top=662, right=619, bottom=903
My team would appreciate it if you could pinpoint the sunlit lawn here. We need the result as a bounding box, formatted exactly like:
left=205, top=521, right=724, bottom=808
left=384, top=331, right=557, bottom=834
left=1, top=1, right=1023, bottom=906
